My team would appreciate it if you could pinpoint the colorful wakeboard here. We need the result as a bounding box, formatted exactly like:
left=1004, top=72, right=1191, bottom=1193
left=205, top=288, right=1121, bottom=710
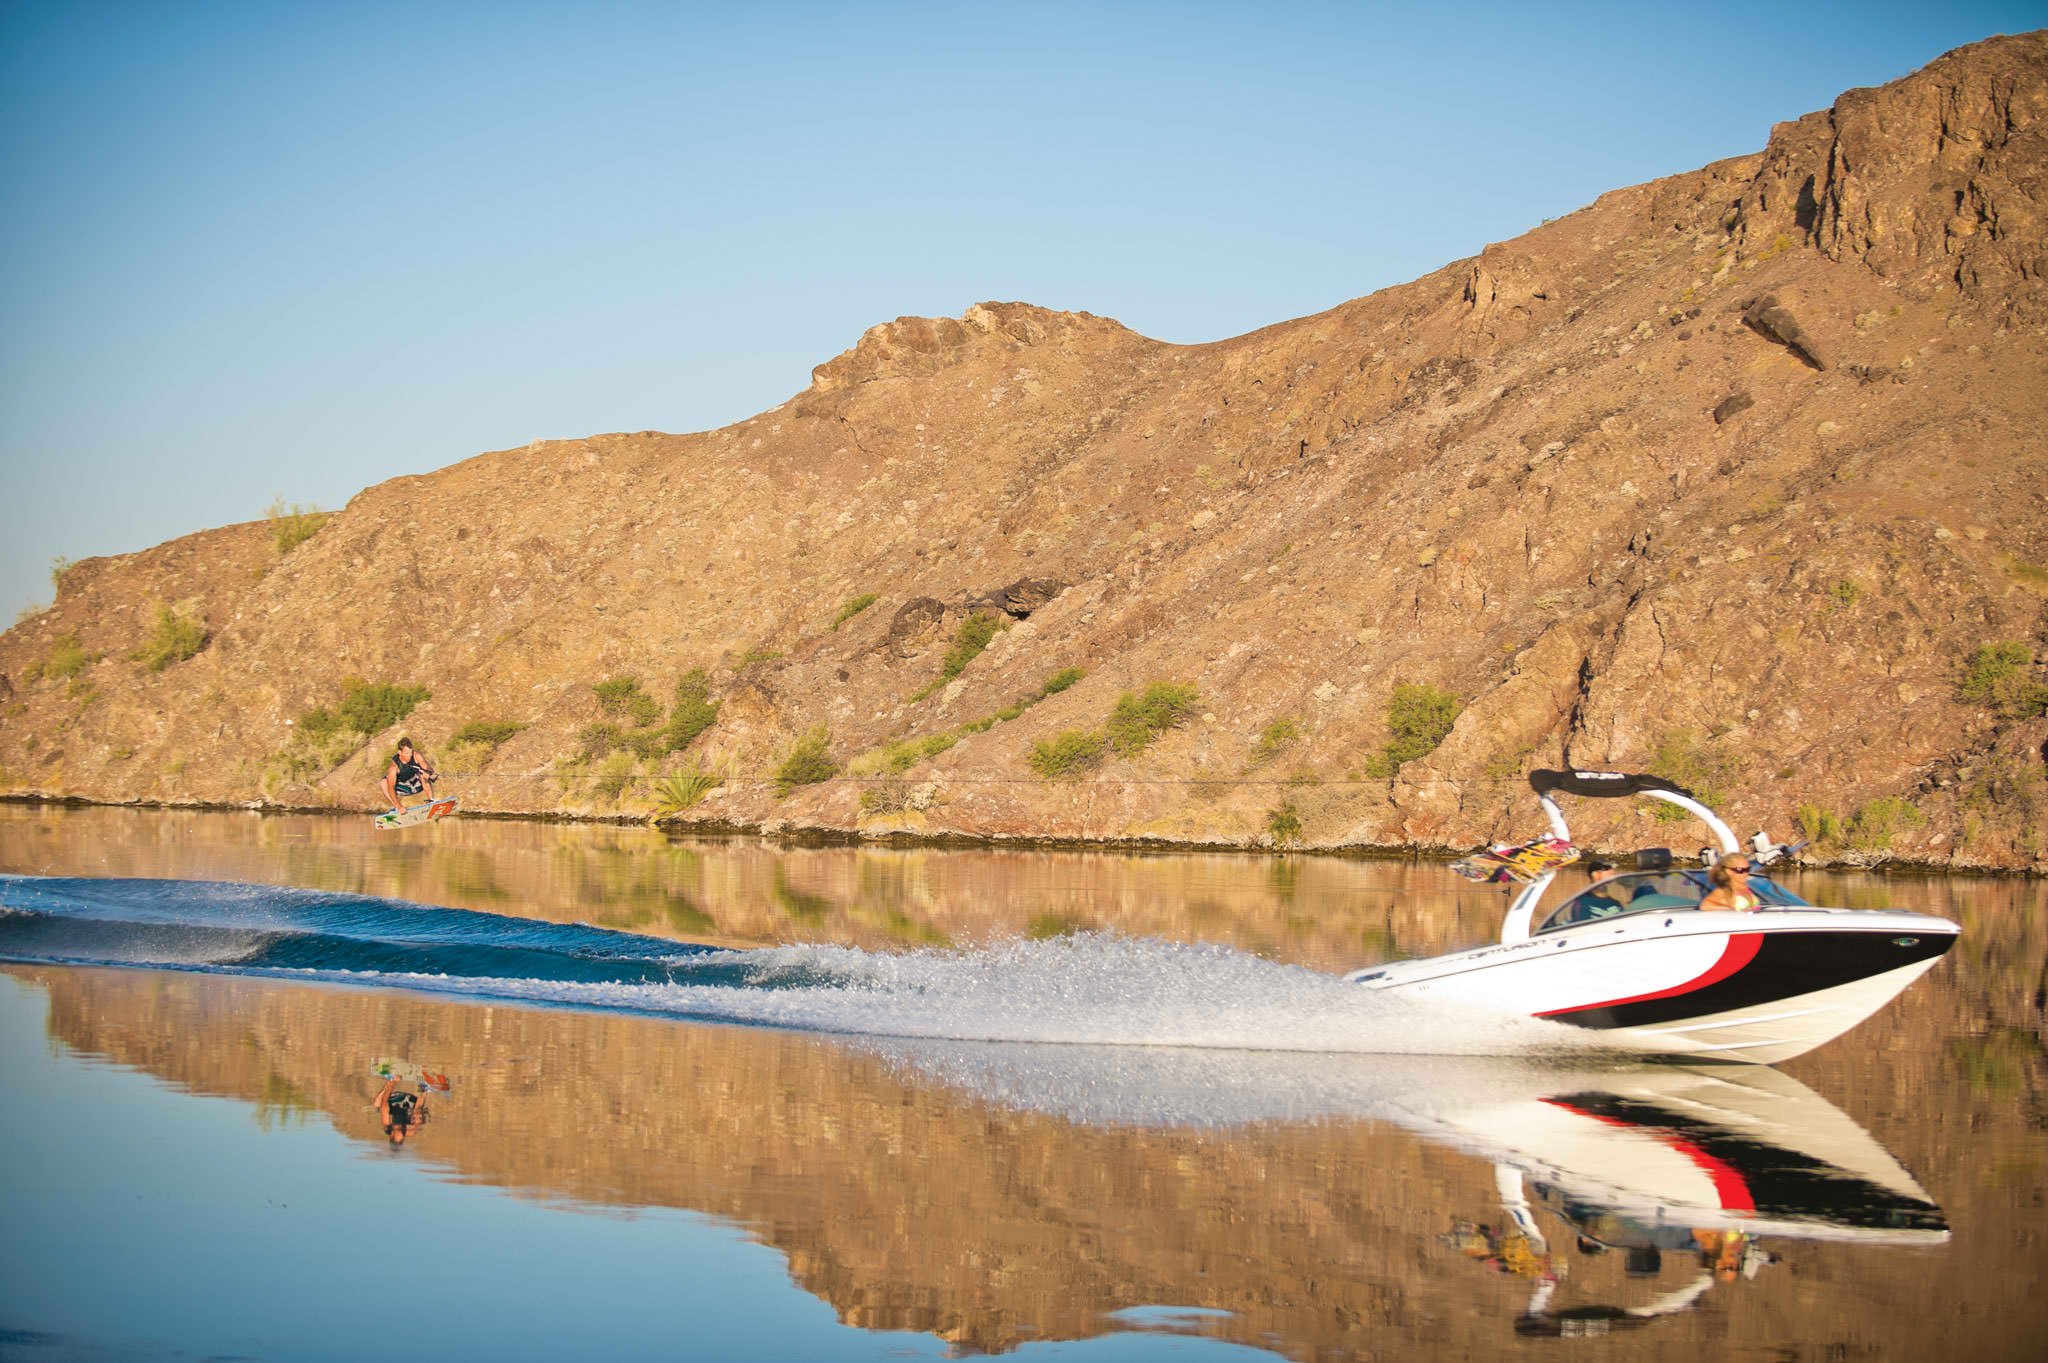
left=370, top=1059, right=452, bottom=1092
left=1451, top=836, right=1579, bottom=884
left=374, top=795, right=458, bottom=830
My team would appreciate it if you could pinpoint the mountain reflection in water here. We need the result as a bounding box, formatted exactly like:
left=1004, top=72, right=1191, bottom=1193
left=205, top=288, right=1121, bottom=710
left=2, top=805, right=2043, bottom=1360
left=6, top=957, right=2034, bottom=1361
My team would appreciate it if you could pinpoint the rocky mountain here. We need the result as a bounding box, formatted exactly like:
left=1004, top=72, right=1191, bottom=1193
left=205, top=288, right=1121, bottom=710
left=4, top=33, right=2045, bottom=867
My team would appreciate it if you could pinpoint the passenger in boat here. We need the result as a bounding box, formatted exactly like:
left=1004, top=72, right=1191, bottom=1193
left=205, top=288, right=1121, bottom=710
left=375, top=1075, right=430, bottom=1147
left=1580, top=860, right=1626, bottom=918
left=1698, top=856, right=1760, bottom=913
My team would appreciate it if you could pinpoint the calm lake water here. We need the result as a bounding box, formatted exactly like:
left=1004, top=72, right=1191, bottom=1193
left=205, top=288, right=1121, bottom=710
left=1, top=803, right=2043, bottom=1361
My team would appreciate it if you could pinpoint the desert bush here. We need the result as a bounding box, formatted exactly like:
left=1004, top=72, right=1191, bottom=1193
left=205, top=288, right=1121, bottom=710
left=1957, top=641, right=2048, bottom=719
left=449, top=720, right=525, bottom=749
left=1106, top=682, right=1199, bottom=756
left=266, top=498, right=332, bottom=555
left=773, top=726, right=838, bottom=796
left=1030, top=729, right=1108, bottom=779
left=1266, top=801, right=1303, bottom=846
left=941, top=612, right=1006, bottom=681
left=665, top=669, right=719, bottom=751
left=297, top=705, right=343, bottom=741
left=832, top=593, right=878, bottom=629
left=1846, top=796, right=1924, bottom=852
left=1252, top=717, right=1300, bottom=765
left=49, top=556, right=76, bottom=591
left=44, top=634, right=97, bottom=681
left=591, top=751, right=638, bottom=802
left=1364, top=684, right=1461, bottom=777
left=1829, top=579, right=1862, bottom=608
left=334, top=679, right=429, bottom=734
left=594, top=677, right=661, bottom=727
left=1040, top=666, right=1085, bottom=696
left=131, top=605, right=207, bottom=672
left=578, top=722, right=623, bottom=760
left=651, top=763, right=723, bottom=818
left=1642, top=728, right=1742, bottom=821
left=1795, top=803, right=1844, bottom=847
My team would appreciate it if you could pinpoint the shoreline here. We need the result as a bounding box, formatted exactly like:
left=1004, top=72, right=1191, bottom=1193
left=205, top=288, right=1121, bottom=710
left=2, top=791, right=2034, bottom=878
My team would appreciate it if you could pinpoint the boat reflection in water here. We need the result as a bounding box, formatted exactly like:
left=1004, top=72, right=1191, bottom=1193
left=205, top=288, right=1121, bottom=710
left=870, top=1036, right=1949, bottom=1343
left=1420, top=1064, right=1949, bottom=1338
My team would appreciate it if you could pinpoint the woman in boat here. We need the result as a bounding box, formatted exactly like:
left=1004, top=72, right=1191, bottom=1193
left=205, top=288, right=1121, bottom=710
left=1698, top=856, right=1759, bottom=912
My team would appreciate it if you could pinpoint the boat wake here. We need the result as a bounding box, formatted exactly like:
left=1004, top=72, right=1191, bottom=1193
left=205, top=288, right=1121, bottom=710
left=0, top=874, right=1608, bottom=1058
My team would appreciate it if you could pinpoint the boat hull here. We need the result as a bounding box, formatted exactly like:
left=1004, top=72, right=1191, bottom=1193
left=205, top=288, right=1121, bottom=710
left=1347, top=911, right=1957, bottom=1064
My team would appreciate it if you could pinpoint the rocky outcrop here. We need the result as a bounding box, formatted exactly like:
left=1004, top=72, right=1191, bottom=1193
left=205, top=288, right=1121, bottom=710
left=3, top=34, right=2045, bottom=868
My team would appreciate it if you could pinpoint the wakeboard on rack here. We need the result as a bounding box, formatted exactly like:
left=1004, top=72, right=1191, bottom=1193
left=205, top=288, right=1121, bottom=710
left=1450, top=836, right=1580, bottom=884
left=373, top=796, right=459, bottom=830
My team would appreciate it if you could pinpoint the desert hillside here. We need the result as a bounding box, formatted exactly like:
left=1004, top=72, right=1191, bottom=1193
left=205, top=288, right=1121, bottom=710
left=3, top=33, right=2045, bottom=867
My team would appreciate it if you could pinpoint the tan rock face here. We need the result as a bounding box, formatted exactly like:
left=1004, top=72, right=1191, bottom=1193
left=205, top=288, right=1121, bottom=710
left=3, top=34, right=2046, bottom=867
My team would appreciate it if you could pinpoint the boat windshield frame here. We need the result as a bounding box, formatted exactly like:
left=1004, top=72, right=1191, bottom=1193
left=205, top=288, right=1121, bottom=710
left=1533, top=870, right=1810, bottom=934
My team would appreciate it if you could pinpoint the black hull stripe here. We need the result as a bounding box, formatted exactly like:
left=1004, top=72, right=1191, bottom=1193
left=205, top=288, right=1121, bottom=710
left=1546, top=929, right=1955, bottom=1030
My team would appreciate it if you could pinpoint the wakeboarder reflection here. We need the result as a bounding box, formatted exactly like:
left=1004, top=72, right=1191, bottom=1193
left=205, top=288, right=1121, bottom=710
left=374, top=1074, right=433, bottom=1148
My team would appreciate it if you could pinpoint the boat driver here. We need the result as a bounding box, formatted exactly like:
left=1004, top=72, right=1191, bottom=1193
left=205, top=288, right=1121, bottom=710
left=380, top=736, right=437, bottom=811
left=1580, top=859, right=1626, bottom=918
left=1699, top=856, right=1760, bottom=913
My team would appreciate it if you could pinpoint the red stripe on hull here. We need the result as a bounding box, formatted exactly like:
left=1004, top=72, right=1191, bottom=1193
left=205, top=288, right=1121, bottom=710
left=1535, top=932, right=1763, bottom=1019
left=1540, top=1098, right=1757, bottom=1212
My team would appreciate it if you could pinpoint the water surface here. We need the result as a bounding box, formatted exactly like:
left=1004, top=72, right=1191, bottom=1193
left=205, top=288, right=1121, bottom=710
left=0, top=805, right=2042, bottom=1360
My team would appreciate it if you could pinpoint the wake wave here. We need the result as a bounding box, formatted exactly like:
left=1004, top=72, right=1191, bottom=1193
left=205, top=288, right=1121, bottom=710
left=0, top=874, right=1604, bottom=1058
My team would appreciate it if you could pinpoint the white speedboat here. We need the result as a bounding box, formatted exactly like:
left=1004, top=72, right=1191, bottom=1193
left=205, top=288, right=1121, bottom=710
left=1344, top=770, right=1958, bottom=1063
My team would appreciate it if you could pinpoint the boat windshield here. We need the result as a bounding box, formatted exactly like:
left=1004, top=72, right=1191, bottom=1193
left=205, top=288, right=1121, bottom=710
left=1534, top=870, right=1809, bottom=933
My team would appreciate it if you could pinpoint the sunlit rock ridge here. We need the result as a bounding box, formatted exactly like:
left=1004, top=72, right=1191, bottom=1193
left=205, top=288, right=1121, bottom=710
left=3, top=34, right=2045, bottom=867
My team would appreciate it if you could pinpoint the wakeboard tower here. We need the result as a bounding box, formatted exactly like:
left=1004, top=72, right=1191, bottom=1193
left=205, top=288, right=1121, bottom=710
left=1346, top=770, right=1958, bottom=1064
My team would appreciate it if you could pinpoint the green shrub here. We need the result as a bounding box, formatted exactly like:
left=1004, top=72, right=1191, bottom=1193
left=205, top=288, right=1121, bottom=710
left=740, top=647, right=783, bottom=665
left=1829, top=579, right=1862, bottom=608
left=1252, top=717, right=1300, bottom=765
left=131, top=605, right=207, bottom=672
left=665, top=669, right=719, bottom=751
left=1795, top=803, right=1843, bottom=847
left=832, top=593, right=879, bottom=629
left=49, top=556, right=76, bottom=591
left=1642, top=728, right=1741, bottom=821
left=1957, top=641, right=2048, bottom=718
left=577, top=722, right=624, bottom=760
left=1030, top=729, right=1108, bottom=779
left=594, top=677, right=660, bottom=727
left=1106, top=682, right=1200, bottom=756
left=591, top=751, right=638, bottom=802
left=773, top=726, right=838, bottom=796
left=335, top=679, right=429, bottom=734
left=1847, top=796, right=1924, bottom=852
left=1364, top=684, right=1462, bottom=778
left=266, top=499, right=332, bottom=555
left=651, top=763, right=723, bottom=818
left=1267, top=801, right=1303, bottom=845
left=939, top=612, right=1005, bottom=682
left=44, top=634, right=96, bottom=681
left=449, top=720, right=525, bottom=748
left=1040, top=667, right=1085, bottom=696
left=622, top=729, right=668, bottom=760
left=1026, top=913, right=1092, bottom=939
left=298, top=705, right=343, bottom=741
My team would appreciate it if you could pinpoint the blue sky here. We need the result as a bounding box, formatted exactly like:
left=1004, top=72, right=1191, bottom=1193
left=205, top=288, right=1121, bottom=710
left=1, top=1, right=2037, bottom=618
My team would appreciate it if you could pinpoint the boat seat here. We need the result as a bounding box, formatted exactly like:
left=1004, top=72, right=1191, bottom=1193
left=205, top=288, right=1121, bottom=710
left=1626, top=892, right=1696, bottom=909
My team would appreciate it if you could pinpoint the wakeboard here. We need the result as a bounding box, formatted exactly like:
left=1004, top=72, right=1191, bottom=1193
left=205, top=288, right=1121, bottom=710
left=374, top=796, right=458, bottom=830
left=1450, top=836, right=1579, bottom=884
left=370, top=1059, right=452, bottom=1092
